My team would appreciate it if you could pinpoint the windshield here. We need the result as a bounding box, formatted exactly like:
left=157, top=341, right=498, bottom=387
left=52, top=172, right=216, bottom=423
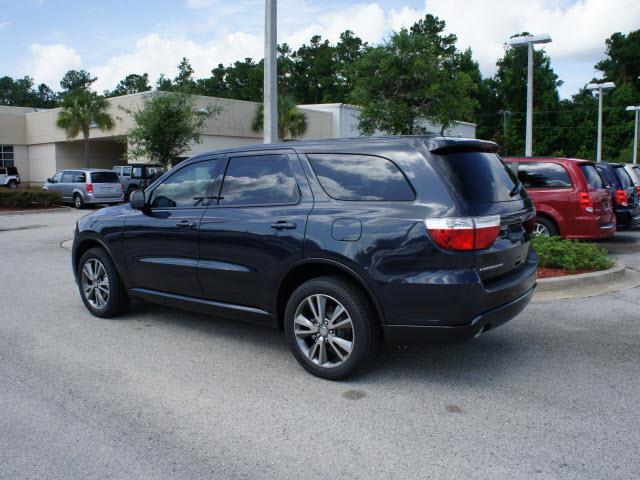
left=90, top=172, right=120, bottom=183
left=432, top=152, right=520, bottom=203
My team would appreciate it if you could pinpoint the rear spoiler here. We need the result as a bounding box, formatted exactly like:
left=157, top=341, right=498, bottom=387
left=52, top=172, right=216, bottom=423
left=426, top=137, right=499, bottom=155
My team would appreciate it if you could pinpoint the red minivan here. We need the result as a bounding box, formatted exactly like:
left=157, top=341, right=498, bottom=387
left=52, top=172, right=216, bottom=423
left=503, top=157, right=616, bottom=239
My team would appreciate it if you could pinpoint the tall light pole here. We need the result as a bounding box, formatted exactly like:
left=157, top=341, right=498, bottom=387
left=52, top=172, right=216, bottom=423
left=586, top=81, right=615, bottom=162
left=507, top=33, right=552, bottom=157
left=626, top=105, right=640, bottom=165
left=264, top=0, right=277, bottom=144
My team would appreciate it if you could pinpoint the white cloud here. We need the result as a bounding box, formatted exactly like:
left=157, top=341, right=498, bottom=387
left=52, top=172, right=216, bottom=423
left=90, top=31, right=262, bottom=93
left=23, top=43, right=82, bottom=87
left=0, top=21, right=9, bottom=30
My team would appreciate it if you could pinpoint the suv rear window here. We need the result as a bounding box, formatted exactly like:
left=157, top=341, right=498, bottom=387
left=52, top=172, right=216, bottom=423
left=90, top=172, right=120, bottom=183
left=517, top=162, right=571, bottom=188
left=613, top=167, right=633, bottom=188
left=579, top=164, right=604, bottom=189
left=432, top=152, right=518, bottom=203
left=307, top=154, right=415, bottom=201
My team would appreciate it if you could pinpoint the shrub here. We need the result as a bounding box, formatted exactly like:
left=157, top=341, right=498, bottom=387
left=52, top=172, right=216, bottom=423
left=0, top=189, right=62, bottom=209
left=532, top=236, right=614, bottom=273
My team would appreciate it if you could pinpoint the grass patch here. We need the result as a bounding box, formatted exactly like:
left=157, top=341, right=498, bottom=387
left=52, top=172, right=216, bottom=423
left=532, top=236, right=614, bottom=273
left=0, top=189, right=62, bottom=209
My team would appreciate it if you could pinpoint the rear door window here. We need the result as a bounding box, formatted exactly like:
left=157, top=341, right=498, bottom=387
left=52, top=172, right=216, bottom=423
left=613, top=167, right=633, bottom=188
left=307, top=154, right=415, bottom=201
left=517, top=162, right=571, bottom=188
left=579, top=164, right=604, bottom=189
left=219, top=154, right=299, bottom=206
left=431, top=152, right=518, bottom=203
left=90, top=172, right=120, bottom=183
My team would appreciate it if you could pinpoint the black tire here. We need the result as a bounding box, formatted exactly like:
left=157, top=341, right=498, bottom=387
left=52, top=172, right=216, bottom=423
left=77, top=247, right=129, bottom=318
left=535, top=216, right=558, bottom=237
left=8, top=180, right=18, bottom=189
left=284, top=276, right=380, bottom=380
left=73, top=193, right=85, bottom=209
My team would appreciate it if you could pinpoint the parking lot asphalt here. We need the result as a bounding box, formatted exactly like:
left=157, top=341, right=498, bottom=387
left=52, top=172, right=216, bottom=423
left=1, top=209, right=639, bottom=480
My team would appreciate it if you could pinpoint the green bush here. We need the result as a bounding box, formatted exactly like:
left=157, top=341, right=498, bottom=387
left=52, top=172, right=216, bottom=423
left=0, top=189, right=62, bottom=208
left=532, top=236, right=614, bottom=273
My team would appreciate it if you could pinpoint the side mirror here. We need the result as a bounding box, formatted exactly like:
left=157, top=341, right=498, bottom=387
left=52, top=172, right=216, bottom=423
left=130, top=189, right=146, bottom=209
left=46, top=177, right=53, bottom=183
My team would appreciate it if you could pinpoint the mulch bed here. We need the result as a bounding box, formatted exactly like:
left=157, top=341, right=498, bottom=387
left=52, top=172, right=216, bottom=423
left=537, top=267, right=595, bottom=279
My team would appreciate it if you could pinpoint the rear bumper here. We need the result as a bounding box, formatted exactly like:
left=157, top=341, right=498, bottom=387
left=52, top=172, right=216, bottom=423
left=564, top=217, right=616, bottom=240
left=84, top=193, right=124, bottom=204
left=614, top=208, right=640, bottom=229
left=383, top=284, right=536, bottom=345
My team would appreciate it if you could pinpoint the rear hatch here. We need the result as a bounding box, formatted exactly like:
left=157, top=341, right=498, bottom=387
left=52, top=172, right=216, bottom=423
left=90, top=171, right=122, bottom=198
left=579, top=163, right=615, bottom=227
left=429, top=148, right=535, bottom=283
left=612, top=165, right=640, bottom=213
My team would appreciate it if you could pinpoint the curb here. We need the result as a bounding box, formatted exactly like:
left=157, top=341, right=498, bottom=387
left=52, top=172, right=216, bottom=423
left=597, top=242, right=640, bottom=254
left=536, top=263, right=626, bottom=292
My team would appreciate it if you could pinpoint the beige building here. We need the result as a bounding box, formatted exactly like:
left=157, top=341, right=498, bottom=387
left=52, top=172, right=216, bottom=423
left=0, top=92, right=475, bottom=184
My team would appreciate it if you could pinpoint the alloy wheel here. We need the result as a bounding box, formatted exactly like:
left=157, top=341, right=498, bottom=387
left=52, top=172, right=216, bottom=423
left=534, top=222, right=550, bottom=237
left=293, top=294, right=354, bottom=368
left=81, top=258, right=110, bottom=309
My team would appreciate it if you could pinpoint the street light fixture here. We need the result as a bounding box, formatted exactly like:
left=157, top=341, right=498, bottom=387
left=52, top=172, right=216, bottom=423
left=586, top=81, right=615, bottom=163
left=507, top=33, right=552, bottom=157
left=626, top=105, right=640, bottom=165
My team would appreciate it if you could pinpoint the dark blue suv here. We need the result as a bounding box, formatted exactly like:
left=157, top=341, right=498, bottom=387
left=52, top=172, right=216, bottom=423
left=595, top=163, right=640, bottom=229
left=72, top=137, right=537, bottom=379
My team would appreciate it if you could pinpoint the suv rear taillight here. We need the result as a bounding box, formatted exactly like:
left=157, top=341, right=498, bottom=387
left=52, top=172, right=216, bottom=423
left=615, top=189, right=628, bottom=207
left=86, top=183, right=93, bottom=193
left=425, top=215, right=501, bottom=251
left=636, top=186, right=640, bottom=197
left=578, top=192, right=594, bottom=213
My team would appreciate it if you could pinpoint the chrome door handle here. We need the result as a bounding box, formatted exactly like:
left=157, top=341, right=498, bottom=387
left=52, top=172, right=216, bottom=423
left=270, top=221, right=297, bottom=230
left=176, top=220, right=196, bottom=228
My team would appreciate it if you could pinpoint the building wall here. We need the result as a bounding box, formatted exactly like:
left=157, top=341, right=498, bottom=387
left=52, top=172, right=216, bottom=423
left=28, top=143, right=57, bottom=183
left=0, top=109, right=28, bottom=145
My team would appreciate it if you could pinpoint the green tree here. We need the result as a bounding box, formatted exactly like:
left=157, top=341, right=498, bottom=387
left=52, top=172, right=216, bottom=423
left=251, top=95, right=308, bottom=140
left=56, top=89, right=115, bottom=168
left=174, top=57, right=197, bottom=93
left=350, top=15, right=477, bottom=135
left=596, top=30, right=640, bottom=86
left=60, top=69, right=97, bottom=93
left=0, top=76, right=57, bottom=108
left=124, top=92, right=219, bottom=167
left=107, top=73, right=151, bottom=97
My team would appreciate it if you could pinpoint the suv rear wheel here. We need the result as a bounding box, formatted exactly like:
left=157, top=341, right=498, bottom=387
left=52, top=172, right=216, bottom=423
left=73, top=193, right=84, bottom=209
left=284, top=276, right=379, bottom=380
left=78, top=247, right=129, bottom=317
left=534, top=216, right=558, bottom=237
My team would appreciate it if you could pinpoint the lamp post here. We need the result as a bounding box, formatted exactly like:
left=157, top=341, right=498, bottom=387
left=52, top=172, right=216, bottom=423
left=586, top=81, right=615, bottom=162
left=507, top=33, right=552, bottom=157
left=627, top=105, right=640, bottom=165
left=264, top=0, right=277, bottom=144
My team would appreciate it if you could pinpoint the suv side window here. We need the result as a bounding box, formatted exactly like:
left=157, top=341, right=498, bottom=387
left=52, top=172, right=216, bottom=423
left=123, top=166, right=132, bottom=176
left=219, top=154, right=299, bottom=206
left=307, top=153, right=415, bottom=201
left=149, top=159, right=219, bottom=208
left=517, top=162, right=571, bottom=188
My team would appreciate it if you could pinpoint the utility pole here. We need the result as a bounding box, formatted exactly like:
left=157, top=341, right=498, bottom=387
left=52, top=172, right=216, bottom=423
left=264, top=0, right=277, bottom=143
left=507, top=33, right=552, bottom=157
left=502, top=110, right=510, bottom=156
left=627, top=106, right=640, bottom=165
left=586, top=81, right=615, bottom=162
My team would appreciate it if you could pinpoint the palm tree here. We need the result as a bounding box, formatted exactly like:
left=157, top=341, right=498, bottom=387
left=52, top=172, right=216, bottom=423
left=252, top=95, right=308, bottom=140
left=56, top=90, right=115, bottom=168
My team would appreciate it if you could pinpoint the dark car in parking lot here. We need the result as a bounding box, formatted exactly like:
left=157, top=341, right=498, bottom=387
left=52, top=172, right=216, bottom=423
left=595, top=162, right=640, bottom=229
left=72, top=136, right=537, bottom=379
left=503, top=157, right=616, bottom=239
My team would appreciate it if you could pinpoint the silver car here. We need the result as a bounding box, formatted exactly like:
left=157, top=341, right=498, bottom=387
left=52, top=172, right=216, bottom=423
left=43, top=169, right=124, bottom=209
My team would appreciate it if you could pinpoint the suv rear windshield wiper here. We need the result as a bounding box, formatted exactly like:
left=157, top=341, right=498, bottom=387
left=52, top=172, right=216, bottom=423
left=509, top=182, right=523, bottom=197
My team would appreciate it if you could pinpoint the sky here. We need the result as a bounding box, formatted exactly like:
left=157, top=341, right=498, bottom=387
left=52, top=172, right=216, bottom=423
left=1, top=0, right=639, bottom=99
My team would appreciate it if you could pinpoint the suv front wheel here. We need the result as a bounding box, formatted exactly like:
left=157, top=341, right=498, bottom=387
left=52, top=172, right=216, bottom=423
left=78, top=247, right=129, bottom=317
left=284, top=276, right=379, bottom=380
